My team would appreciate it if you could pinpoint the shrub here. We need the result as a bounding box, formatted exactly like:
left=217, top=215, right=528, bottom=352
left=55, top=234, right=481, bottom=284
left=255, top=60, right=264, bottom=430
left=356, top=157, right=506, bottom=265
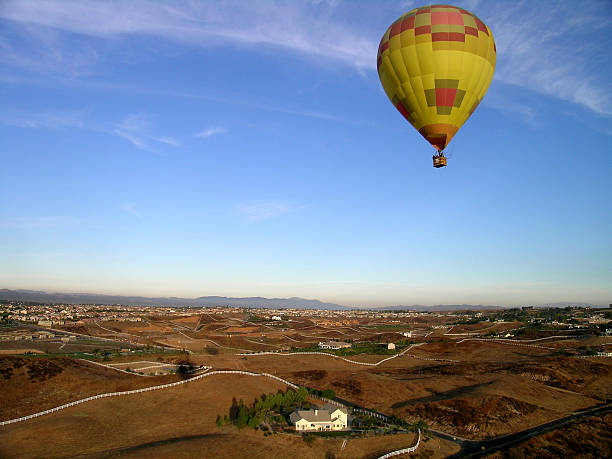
left=247, top=416, right=261, bottom=428
left=303, top=434, right=316, bottom=446
left=205, top=346, right=219, bottom=355
left=311, top=431, right=352, bottom=438
left=585, top=347, right=598, bottom=356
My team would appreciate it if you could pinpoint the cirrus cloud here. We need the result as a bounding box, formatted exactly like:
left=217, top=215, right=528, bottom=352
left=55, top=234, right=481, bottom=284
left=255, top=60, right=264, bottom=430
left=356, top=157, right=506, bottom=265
left=1, top=0, right=610, bottom=117
left=195, top=126, right=227, bottom=138
left=237, top=200, right=298, bottom=222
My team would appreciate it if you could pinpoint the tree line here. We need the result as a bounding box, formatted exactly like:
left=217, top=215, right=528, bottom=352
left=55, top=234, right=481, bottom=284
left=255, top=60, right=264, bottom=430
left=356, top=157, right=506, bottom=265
left=217, top=386, right=310, bottom=430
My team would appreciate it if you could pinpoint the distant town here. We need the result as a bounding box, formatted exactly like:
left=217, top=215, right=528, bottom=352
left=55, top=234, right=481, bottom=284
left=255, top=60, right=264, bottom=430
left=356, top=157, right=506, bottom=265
left=1, top=299, right=610, bottom=357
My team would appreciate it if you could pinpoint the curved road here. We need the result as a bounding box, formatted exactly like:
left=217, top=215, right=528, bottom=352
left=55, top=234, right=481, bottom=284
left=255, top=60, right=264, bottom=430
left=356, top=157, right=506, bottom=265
left=441, top=402, right=612, bottom=458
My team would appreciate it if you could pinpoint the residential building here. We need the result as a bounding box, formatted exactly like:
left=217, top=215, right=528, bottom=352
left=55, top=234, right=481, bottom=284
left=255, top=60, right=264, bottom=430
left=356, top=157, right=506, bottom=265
left=290, top=404, right=349, bottom=431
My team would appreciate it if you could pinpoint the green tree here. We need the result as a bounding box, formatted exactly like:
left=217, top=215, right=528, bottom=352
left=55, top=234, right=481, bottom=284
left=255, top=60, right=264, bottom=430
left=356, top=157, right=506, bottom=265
left=271, top=393, right=283, bottom=409
left=229, top=397, right=239, bottom=422
left=247, top=415, right=260, bottom=428
left=216, top=415, right=223, bottom=428
left=296, top=386, right=308, bottom=403
left=411, top=420, right=429, bottom=432
left=235, top=400, right=248, bottom=429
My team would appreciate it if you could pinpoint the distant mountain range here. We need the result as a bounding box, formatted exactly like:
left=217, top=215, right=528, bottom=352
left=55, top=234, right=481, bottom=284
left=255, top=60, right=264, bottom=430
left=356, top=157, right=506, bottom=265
left=0, top=289, right=605, bottom=311
left=0, top=289, right=351, bottom=310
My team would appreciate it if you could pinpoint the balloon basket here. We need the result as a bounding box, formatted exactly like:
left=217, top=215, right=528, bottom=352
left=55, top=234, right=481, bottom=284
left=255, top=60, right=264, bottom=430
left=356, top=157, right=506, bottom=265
left=433, top=156, right=447, bottom=168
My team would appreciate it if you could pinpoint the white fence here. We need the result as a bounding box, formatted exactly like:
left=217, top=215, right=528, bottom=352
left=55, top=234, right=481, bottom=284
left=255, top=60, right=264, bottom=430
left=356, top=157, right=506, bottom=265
left=377, top=429, right=421, bottom=459
left=353, top=407, right=388, bottom=421
left=456, top=338, right=556, bottom=350
left=80, top=359, right=152, bottom=377
left=237, top=343, right=425, bottom=367
left=0, top=369, right=299, bottom=427
left=307, top=393, right=346, bottom=409
left=405, top=354, right=458, bottom=363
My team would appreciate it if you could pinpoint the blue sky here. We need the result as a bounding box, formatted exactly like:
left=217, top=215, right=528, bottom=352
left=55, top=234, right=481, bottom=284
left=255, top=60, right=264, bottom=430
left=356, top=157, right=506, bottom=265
left=1, top=0, right=611, bottom=306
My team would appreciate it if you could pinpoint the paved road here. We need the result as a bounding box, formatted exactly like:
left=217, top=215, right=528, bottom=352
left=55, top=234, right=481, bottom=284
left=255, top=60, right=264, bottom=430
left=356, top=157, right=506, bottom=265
left=329, top=392, right=610, bottom=458
left=441, top=402, right=612, bottom=458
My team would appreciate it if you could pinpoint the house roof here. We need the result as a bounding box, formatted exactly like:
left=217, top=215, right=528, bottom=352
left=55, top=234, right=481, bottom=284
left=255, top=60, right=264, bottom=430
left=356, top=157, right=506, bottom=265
left=321, top=403, right=348, bottom=415
left=291, top=409, right=332, bottom=423
left=290, top=405, right=348, bottom=424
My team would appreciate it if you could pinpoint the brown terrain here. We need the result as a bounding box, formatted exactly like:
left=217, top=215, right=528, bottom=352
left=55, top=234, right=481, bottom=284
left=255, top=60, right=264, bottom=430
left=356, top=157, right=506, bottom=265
left=0, top=356, right=182, bottom=419
left=0, top=310, right=610, bottom=458
left=487, top=413, right=612, bottom=459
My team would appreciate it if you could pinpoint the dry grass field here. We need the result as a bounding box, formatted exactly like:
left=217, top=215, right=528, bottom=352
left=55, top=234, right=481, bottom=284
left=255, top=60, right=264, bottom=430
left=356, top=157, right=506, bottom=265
left=0, top=356, right=181, bottom=419
left=235, top=346, right=607, bottom=439
left=486, top=413, right=612, bottom=459
left=0, top=370, right=458, bottom=459
left=1, top=310, right=610, bottom=458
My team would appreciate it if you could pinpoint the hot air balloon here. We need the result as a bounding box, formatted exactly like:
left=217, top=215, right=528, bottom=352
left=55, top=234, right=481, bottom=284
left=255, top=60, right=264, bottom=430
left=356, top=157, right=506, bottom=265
left=377, top=4, right=496, bottom=168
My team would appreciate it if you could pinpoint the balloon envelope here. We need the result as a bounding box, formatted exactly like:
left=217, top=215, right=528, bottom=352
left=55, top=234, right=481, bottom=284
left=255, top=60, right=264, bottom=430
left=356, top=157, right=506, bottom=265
left=377, top=4, right=496, bottom=152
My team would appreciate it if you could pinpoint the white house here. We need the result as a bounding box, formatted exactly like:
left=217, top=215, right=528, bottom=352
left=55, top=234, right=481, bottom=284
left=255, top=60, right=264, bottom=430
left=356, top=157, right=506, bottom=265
left=387, top=343, right=396, bottom=350
left=290, top=404, right=349, bottom=431
left=271, top=316, right=282, bottom=321
left=401, top=331, right=412, bottom=338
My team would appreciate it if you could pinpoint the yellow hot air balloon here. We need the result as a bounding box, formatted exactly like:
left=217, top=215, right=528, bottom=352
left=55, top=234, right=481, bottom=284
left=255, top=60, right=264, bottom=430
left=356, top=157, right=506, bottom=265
left=377, top=4, right=496, bottom=168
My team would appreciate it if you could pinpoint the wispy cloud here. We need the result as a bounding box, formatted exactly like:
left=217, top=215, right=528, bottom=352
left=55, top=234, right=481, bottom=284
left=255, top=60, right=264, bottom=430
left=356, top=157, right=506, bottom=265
left=483, top=89, right=540, bottom=125
left=461, top=0, right=483, bottom=10
left=120, top=203, right=141, bottom=218
left=112, top=114, right=149, bottom=149
left=0, top=20, right=100, bottom=78
left=237, top=200, right=298, bottom=222
left=1, top=0, right=610, bottom=117
left=1, top=107, right=181, bottom=148
left=153, top=136, right=181, bottom=146
left=0, top=109, right=85, bottom=130
left=195, top=127, right=227, bottom=139
left=482, top=0, right=612, bottom=116
left=0, top=216, right=81, bottom=229
left=0, top=0, right=376, bottom=70
left=112, top=113, right=179, bottom=149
